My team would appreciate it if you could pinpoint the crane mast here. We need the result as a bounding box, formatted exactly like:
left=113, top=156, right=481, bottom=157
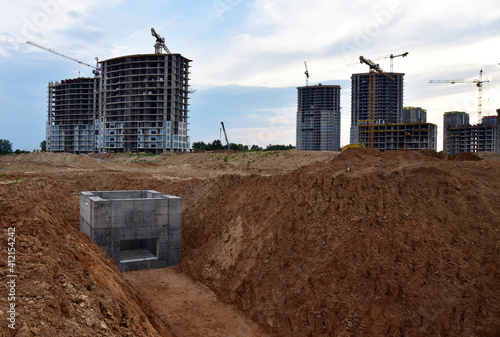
left=220, top=122, right=230, bottom=150
left=429, top=69, right=489, bottom=123
left=151, top=28, right=171, bottom=54
left=358, top=56, right=396, bottom=148
left=370, top=52, right=409, bottom=72
left=304, top=61, right=310, bottom=86
left=348, top=52, right=408, bottom=72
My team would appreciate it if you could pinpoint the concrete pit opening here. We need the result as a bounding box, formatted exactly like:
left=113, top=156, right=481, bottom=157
left=120, top=238, right=158, bottom=263
left=79, top=190, right=182, bottom=271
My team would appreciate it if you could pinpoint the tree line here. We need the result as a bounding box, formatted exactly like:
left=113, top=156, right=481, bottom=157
left=1, top=137, right=294, bottom=155
left=192, top=139, right=295, bottom=152
left=0, top=139, right=46, bottom=155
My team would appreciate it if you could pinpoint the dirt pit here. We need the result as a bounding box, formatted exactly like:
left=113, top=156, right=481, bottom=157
left=124, top=267, right=271, bottom=337
left=0, top=149, right=499, bottom=336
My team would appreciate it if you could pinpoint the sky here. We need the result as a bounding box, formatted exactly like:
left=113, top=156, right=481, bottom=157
left=1, top=0, right=499, bottom=151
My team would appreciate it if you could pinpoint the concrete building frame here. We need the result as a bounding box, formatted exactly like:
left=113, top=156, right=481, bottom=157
left=358, top=122, right=437, bottom=151
left=98, top=54, right=191, bottom=154
left=350, top=72, right=404, bottom=144
left=46, top=78, right=99, bottom=153
left=296, top=84, right=341, bottom=151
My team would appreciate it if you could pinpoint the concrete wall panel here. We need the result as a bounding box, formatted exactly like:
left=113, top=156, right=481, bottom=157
left=79, top=190, right=181, bottom=272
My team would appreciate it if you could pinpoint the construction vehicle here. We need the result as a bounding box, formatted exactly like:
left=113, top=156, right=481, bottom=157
left=151, top=28, right=171, bottom=54
left=430, top=70, right=489, bottom=123
left=341, top=143, right=365, bottom=152
left=220, top=122, right=230, bottom=150
left=26, top=40, right=100, bottom=77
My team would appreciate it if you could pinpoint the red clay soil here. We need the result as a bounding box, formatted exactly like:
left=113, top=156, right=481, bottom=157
left=450, top=152, right=482, bottom=161
left=124, top=267, right=272, bottom=337
left=0, top=149, right=499, bottom=336
left=180, top=149, right=500, bottom=336
left=0, top=177, right=175, bottom=337
left=0, top=150, right=334, bottom=337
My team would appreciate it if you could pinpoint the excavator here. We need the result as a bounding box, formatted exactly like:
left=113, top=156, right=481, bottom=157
left=341, top=143, right=365, bottom=152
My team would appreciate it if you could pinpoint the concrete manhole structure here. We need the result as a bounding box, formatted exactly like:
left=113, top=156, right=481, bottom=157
left=79, top=190, right=181, bottom=272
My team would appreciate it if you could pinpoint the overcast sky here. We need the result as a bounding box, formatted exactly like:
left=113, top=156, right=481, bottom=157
left=1, top=0, right=499, bottom=151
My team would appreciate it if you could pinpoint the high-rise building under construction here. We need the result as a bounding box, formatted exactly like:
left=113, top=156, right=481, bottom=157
left=443, top=111, right=499, bottom=154
left=44, top=28, right=191, bottom=154
left=350, top=72, right=404, bottom=144
left=296, top=84, right=341, bottom=151
left=402, top=106, right=427, bottom=124
left=46, top=78, right=99, bottom=153
left=98, top=53, right=191, bottom=153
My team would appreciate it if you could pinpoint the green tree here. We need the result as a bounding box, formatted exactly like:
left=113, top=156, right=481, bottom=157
left=0, top=139, right=13, bottom=155
left=209, top=139, right=224, bottom=151
left=192, top=141, right=207, bottom=150
left=229, top=143, right=246, bottom=151
left=40, top=140, right=46, bottom=152
left=264, top=144, right=295, bottom=151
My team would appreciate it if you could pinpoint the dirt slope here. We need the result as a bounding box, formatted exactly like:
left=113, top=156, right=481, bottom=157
left=124, top=267, right=272, bottom=337
left=0, top=175, right=175, bottom=337
left=1, top=149, right=499, bottom=336
left=1, top=149, right=330, bottom=337
left=179, top=149, right=500, bottom=336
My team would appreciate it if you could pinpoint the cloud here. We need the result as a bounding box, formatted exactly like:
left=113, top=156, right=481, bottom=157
left=189, top=0, right=500, bottom=90
left=1, top=0, right=499, bottom=151
left=230, top=126, right=296, bottom=147
left=0, top=0, right=122, bottom=59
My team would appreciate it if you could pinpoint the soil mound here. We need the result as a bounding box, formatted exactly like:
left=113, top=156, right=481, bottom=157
left=180, top=149, right=500, bottom=336
left=477, top=151, right=500, bottom=162
left=419, top=149, right=447, bottom=159
left=451, top=152, right=482, bottom=161
left=5, top=152, right=99, bottom=166
left=1, top=149, right=499, bottom=336
left=0, top=177, right=175, bottom=337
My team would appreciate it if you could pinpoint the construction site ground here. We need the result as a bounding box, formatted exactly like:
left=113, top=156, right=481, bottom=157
left=0, top=149, right=499, bottom=336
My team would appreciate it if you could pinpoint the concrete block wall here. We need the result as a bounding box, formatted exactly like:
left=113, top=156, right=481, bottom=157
left=79, top=190, right=182, bottom=272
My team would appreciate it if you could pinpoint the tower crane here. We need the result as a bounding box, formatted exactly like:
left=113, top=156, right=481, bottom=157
left=348, top=52, right=408, bottom=72
left=370, top=52, right=408, bottom=72
left=358, top=56, right=396, bottom=148
left=304, top=61, right=310, bottom=86
left=151, top=28, right=171, bottom=54
left=220, top=122, right=230, bottom=150
left=26, top=40, right=100, bottom=76
left=430, top=69, right=489, bottom=123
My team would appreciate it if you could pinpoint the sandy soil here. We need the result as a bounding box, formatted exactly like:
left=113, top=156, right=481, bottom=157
left=0, top=149, right=499, bottom=337
left=124, top=267, right=272, bottom=337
